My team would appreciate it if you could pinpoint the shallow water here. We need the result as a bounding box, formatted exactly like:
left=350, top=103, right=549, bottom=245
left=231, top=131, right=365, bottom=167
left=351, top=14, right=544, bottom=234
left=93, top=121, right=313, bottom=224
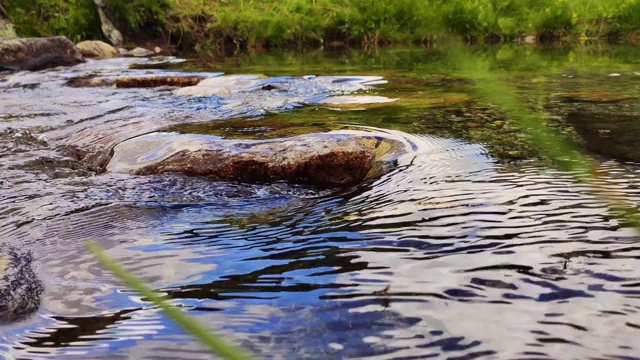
left=1, top=45, right=640, bottom=359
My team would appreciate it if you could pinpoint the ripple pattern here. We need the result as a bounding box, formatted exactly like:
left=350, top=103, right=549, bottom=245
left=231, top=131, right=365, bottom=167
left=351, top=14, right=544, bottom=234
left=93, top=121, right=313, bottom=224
left=1, top=56, right=640, bottom=360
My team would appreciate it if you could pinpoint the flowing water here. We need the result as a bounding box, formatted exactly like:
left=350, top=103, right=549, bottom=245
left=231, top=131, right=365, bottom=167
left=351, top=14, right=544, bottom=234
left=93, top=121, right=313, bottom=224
left=1, top=45, right=640, bottom=359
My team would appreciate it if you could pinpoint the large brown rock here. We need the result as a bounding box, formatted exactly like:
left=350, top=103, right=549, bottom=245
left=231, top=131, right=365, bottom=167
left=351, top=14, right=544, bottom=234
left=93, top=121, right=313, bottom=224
left=107, top=131, right=404, bottom=187
left=0, top=36, right=84, bottom=71
left=76, top=40, right=118, bottom=59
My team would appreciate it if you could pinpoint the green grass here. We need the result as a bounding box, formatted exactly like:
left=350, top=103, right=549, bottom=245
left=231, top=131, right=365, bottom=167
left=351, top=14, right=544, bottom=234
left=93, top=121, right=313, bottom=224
left=4, top=0, right=640, bottom=49
left=85, top=241, right=255, bottom=360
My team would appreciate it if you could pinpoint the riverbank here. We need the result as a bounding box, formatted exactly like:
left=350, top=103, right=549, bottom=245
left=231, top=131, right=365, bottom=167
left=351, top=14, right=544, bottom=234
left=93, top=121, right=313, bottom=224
left=4, top=0, right=640, bottom=53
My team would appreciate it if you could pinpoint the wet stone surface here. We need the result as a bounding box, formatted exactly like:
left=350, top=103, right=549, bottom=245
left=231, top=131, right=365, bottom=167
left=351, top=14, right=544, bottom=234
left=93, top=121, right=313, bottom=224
left=106, top=130, right=408, bottom=187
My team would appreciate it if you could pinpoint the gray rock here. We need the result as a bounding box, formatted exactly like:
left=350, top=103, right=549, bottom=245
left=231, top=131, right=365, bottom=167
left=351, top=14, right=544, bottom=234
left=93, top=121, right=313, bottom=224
left=0, top=36, right=84, bottom=71
left=0, top=246, right=44, bottom=324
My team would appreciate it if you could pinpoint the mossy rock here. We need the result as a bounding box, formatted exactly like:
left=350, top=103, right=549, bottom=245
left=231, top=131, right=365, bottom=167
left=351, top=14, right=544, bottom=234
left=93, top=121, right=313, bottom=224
left=401, top=93, right=473, bottom=109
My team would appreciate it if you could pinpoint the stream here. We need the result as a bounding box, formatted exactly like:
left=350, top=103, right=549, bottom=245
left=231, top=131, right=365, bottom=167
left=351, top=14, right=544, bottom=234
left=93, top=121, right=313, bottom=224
left=1, top=44, right=640, bottom=359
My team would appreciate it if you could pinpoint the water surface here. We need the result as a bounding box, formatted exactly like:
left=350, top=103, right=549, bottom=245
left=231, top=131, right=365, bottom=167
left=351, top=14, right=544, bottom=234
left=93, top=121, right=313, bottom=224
left=1, top=45, right=640, bottom=359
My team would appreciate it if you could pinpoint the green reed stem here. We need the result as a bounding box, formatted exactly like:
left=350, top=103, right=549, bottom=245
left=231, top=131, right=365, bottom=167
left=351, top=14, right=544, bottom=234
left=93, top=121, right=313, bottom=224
left=85, top=241, right=255, bottom=360
left=447, top=42, right=640, bottom=232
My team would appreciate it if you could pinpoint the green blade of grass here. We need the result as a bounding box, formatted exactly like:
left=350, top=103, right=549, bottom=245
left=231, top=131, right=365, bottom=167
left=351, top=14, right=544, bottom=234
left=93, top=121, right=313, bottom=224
left=85, top=241, right=255, bottom=360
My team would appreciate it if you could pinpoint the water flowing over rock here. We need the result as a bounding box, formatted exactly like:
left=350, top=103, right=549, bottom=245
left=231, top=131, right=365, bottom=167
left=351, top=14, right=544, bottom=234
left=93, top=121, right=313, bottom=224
left=0, top=37, right=84, bottom=71
left=107, top=131, right=405, bottom=187
left=174, top=74, right=270, bottom=96
left=76, top=40, right=118, bottom=59
left=318, top=95, right=397, bottom=110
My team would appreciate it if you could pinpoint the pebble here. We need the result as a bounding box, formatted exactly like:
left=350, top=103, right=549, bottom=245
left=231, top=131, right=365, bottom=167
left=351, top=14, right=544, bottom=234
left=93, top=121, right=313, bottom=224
left=328, top=343, right=344, bottom=351
left=130, top=47, right=155, bottom=57
left=363, top=336, right=382, bottom=343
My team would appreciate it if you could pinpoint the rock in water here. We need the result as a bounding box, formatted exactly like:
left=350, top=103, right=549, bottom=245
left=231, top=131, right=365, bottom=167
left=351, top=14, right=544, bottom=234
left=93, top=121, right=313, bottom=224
left=106, top=131, right=399, bottom=187
left=558, top=91, right=636, bottom=103
left=129, top=47, right=155, bottom=57
left=567, top=111, right=640, bottom=162
left=76, top=40, right=118, bottom=59
left=115, top=75, right=203, bottom=88
left=0, top=246, right=44, bottom=324
left=0, top=36, right=84, bottom=71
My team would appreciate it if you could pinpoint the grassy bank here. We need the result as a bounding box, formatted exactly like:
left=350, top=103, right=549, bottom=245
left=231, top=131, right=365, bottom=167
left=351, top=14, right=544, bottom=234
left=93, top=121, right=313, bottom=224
left=4, top=0, right=640, bottom=51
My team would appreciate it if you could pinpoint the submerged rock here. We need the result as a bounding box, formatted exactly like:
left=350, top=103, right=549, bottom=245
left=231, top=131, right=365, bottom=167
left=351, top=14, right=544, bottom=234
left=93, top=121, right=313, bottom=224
left=165, top=117, right=334, bottom=140
left=107, top=131, right=405, bottom=187
left=0, top=246, right=44, bottom=324
left=0, top=36, right=84, bottom=71
left=567, top=110, right=640, bottom=162
left=65, top=75, right=116, bottom=87
left=558, top=91, right=636, bottom=103
left=76, top=40, right=118, bottom=59
left=318, top=95, right=397, bottom=110
left=175, top=74, right=268, bottom=97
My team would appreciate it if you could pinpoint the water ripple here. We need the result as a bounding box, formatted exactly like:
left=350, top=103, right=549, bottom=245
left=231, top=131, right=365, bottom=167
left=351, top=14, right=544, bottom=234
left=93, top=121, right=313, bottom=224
left=2, top=56, right=640, bottom=359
